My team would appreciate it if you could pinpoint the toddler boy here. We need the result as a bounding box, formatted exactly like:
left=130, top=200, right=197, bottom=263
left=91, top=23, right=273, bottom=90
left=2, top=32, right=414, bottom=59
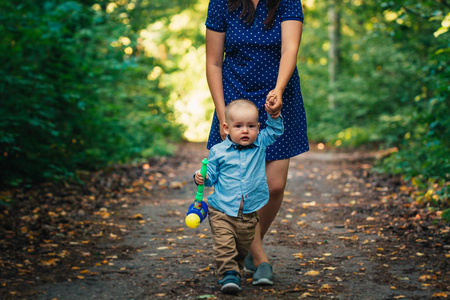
left=194, top=98, right=283, bottom=294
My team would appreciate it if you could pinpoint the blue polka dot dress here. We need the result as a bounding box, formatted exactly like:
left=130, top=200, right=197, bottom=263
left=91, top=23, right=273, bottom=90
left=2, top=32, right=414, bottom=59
left=205, top=0, right=309, bottom=160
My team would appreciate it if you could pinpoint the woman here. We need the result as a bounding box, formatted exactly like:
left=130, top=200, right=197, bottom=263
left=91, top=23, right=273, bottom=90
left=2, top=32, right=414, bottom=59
left=205, top=0, right=309, bottom=285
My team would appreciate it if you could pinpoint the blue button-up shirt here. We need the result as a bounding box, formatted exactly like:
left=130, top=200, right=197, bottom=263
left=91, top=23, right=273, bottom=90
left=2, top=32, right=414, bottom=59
left=202, top=114, right=284, bottom=217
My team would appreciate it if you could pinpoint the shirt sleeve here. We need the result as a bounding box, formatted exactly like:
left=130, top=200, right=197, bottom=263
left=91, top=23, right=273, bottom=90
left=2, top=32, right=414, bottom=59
left=205, top=0, right=228, bottom=32
left=204, top=147, right=219, bottom=187
left=279, top=0, right=304, bottom=23
left=258, top=113, right=285, bottom=147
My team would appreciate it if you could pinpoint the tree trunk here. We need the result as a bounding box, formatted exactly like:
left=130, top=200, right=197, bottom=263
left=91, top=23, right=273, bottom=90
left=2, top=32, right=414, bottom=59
left=328, top=0, right=340, bottom=109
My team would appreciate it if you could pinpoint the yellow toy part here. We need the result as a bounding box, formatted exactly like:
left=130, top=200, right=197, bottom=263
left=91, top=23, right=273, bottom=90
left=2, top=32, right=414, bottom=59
left=185, top=213, right=201, bottom=229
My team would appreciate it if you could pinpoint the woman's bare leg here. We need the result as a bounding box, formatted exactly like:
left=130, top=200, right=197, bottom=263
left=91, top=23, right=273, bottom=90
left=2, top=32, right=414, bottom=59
left=250, top=159, right=290, bottom=267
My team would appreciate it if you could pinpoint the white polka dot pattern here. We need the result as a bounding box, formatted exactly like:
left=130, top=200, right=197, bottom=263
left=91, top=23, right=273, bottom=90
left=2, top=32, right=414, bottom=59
left=205, top=0, right=309, bottom=160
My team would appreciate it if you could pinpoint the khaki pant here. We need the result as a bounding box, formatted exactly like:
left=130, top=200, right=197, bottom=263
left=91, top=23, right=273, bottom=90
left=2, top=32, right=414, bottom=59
left=208, top=205, right=259, bottom=275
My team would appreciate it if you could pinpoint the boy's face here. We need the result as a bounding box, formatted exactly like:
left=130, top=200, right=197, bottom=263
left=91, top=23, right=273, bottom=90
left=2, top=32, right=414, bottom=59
left=223, top=108, right=260, bottom=146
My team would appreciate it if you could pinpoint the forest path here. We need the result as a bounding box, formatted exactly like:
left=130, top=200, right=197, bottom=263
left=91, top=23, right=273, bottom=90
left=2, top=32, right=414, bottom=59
left=5, top=142, right=449, bottom=299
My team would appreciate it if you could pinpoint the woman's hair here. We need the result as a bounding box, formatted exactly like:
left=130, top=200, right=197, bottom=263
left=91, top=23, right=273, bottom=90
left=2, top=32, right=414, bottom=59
left=228, top=0, right=281, bottom=29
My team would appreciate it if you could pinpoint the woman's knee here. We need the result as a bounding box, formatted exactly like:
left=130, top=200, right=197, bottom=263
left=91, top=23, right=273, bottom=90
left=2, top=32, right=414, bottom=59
left=268, top=179, right=287, bottom=198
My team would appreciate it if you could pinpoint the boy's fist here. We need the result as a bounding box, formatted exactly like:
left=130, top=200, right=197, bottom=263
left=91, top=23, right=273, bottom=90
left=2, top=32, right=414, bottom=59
left=194, top=171, right=206, bottom=185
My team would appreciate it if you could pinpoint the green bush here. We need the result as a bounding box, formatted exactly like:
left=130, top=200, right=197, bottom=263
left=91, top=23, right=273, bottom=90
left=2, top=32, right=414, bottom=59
left=0, top=0, right=183, bottom=186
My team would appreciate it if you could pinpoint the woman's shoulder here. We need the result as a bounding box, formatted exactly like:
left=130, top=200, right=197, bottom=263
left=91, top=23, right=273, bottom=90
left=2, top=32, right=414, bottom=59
left=279, top=0, right=304, bottom=21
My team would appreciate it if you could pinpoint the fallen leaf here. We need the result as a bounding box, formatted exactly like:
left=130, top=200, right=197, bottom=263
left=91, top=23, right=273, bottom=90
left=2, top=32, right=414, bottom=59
left=418, top=275, right=431, bottom=282
left=432, top=292, right=448, bottom=298
left=305, top=270, right=320, bottom=276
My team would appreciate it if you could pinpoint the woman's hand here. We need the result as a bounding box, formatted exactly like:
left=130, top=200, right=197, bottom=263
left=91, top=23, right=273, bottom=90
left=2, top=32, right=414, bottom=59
left=219, top=125, right=227, bottom=140
left=265, top=89, right=282, bottom=118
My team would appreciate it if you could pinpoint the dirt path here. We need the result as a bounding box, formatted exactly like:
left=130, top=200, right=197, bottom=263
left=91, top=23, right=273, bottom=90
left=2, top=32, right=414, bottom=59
left=6, top=142, right=450, bottom=299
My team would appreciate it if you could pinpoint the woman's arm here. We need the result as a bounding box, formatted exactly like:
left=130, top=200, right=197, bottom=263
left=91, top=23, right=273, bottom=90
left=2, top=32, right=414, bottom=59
left=206, top=29, right=227, bottom=140
left=269, top=20, right=303, bottom=115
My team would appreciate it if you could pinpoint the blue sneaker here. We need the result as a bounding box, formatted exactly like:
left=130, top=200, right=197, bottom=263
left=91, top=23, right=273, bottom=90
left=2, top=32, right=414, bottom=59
left=252, top=262, right=273, bottom=285
left=243, top=253, right=255, bottom=274
left=218, top=271, right=241, bottom=294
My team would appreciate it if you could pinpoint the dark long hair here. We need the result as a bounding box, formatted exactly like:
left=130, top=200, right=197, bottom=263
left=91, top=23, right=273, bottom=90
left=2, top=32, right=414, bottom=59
left=228, top=0, right=281, bottom=29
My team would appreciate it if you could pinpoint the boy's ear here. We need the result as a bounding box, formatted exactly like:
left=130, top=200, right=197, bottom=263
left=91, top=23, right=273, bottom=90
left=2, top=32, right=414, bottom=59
left=223, top=122, right=229, bottom=135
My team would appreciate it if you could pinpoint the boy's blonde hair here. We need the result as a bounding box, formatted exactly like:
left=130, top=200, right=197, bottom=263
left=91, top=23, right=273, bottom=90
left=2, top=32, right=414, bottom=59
left=225, top=99, right=259, bottom=122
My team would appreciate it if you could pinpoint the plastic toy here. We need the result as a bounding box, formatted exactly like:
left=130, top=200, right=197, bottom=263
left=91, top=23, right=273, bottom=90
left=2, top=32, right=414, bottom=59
left=185, top=158, right=209, bottom=228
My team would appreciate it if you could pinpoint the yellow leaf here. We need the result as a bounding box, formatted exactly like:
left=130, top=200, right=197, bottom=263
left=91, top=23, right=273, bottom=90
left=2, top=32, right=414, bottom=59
left=432, top=292, right=448, bottom=298
left=416, top=252, right=425, bottom=256
left=80, top=270, right=90, bottom=274
left=305, top=270, right=320, bottom=276
left=77, top=276, right=85, bottom=279
left=324, top=267, right=336, bottom=270
left=40, top=259, right=58, bottom=266
left=418, top=275, right=431, bottom=282
left=323, top=253, right=332, bottom=257
left=293, top=253, right=303, bottom=258
left=72, top=266, right=80, bottom=270
left=391, top=286, right=397, bottom=290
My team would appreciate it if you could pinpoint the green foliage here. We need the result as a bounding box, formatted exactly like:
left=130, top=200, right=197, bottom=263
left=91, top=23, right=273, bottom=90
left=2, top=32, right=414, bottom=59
left=300, top=0, right=449, bottom=212
left=0, top=0, right=186, bottom=185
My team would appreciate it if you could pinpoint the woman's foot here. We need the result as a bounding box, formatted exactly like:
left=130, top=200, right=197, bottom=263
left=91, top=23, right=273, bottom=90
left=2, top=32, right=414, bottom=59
left=244, top=253, right=255, bottom=274
left=252, top=262, right=273, bottom=285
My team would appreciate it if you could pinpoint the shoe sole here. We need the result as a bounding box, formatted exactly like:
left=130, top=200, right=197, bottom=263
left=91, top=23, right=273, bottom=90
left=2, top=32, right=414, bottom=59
left=252, top=278, right=273, bottom=285
left=243, top=266, right=255, bottom=274
left=221, top=282, right=241, bottom=294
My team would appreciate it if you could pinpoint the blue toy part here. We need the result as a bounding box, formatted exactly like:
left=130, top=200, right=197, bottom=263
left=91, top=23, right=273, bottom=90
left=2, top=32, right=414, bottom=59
left=186, top=200, right=209, bottom=223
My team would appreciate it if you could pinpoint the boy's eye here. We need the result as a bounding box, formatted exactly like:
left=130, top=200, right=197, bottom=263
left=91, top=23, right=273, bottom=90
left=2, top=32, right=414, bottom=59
left=235, top=125, right=241, bottom=128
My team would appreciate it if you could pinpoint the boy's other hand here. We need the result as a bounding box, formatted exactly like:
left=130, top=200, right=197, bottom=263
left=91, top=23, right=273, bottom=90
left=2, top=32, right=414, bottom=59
left=194, top=171, right=206, bottom=185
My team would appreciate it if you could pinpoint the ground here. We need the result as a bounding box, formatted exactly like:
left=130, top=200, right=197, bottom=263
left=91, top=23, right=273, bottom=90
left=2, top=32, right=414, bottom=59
left=0, top=142, right=449, bottom=299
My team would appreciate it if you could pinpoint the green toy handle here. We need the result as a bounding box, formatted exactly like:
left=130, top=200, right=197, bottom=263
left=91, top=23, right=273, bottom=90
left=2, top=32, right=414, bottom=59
left=194, top=158, right=208, bottom=209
